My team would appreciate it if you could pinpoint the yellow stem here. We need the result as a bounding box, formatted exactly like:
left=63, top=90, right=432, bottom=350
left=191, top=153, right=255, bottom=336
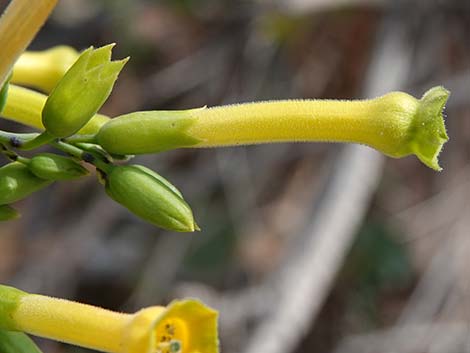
left=2, top=84, right=110, bottom=134
left=0, top=0, right=58, bottom=87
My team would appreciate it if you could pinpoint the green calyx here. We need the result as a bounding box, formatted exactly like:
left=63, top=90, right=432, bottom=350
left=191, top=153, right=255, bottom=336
left=0, top=205, right=20, bottom=221
left=104, top=165, right=198, bottom=232
left=42, top=44, right=128, bottom=138
left=406, top=86, right=450, bottom=171
left=96, top=109, right=203, bottom=155
left=0, top=163, right=52, bottom=204
left=0, top=285, right=26, bottom=330
left=28, top=153, right=89, bottom=180
left=0, top=330, right=43, bottom=353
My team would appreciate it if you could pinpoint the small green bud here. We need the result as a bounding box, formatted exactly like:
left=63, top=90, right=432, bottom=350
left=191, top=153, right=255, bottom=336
left=42, top=44, right=128, bottom=138
left=0, top=163, right=52, bottom=204
left=105, top=165, right=198, bottom=232
left=0, top=205, right=20, bottom=221
left=28, top=153, right=89, bottom=180
left=96, top=109, right=203, bottom=154
left=132, top=165, right=183, bottom=199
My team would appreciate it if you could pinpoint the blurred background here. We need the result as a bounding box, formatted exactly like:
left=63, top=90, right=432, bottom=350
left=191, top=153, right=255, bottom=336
left=0, top=0, right=469, bottom=352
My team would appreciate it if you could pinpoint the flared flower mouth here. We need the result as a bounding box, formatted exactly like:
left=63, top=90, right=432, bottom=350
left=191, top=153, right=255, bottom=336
left=125, top=299, right=219, bottom=353
left=407, top=86, right=450, bottom=171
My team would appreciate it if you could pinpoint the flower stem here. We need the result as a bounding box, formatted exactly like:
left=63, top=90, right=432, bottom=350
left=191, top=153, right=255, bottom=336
left=51, top=140, right=113, bottom=173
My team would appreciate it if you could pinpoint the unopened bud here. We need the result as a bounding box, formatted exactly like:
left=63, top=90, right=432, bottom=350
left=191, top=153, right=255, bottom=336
left=42, top=44, right=128, bottom=138
left=0, top=163, right=52, bottom=204
left=105, top=165, right=198, bottom=232
left=132, top=165, right=183, bottom=199
left=28, top=153, right=89, bottom=180
left=0, top=205, right=20, bottom=221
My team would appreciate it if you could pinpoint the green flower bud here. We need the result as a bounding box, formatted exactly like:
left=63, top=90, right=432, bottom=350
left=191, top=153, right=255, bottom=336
left=28, top=153, right=89, bottom=180
left=132, top=165, right=183, bottom=199
left=0, top=330, right=43, bottom=353
left=104, top=165, right=198, bottom=232
left=42, top=44, right=128, bottom=138
left=0, top=163, right=52, bottom=204
left=96, top=109, right=203, bottom=154
left=0, top=205, right=20, bottom=221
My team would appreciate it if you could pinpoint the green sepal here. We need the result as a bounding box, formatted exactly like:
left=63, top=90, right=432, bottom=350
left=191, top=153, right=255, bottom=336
left=28, top=153, right=89, bottom=180
left=42, top=44, right=128, bottom=138
left=96, top=109, right=203, bottom=154
left=104, top=165, right=198, bottom=232
left=0, top=163, right=52, bottom=204
left=0, top=285, right=26, bottom=330
left=0, top=205, right=20, bottom=221
left=407, top=86, right=450, bottom=171
left=0, top=330, right=43, bottom=353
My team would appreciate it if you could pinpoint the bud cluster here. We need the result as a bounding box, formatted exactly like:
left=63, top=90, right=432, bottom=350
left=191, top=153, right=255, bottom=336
left=1, top=45, right=198, bottom=232
left=0, top=43, right=450, bottom=232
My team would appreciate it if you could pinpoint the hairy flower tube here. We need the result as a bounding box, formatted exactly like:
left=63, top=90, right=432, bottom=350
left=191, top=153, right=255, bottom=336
left=2, top=84, right=109, bottom=134
left=97, top=86, right=449, bottom=170
left=12, top=46, right=79, bottom=93
left=0, top=0, right=58, bottom=87
left=0, top=285, right=219, bottom=353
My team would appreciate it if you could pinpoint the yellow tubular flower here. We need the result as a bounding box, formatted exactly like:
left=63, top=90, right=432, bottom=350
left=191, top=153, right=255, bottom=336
left=0, top=285, right=218, bottom=353
left=97, top=86, right=450, bottom=170
left=2, top=84, right=109, bottom=134
left=187, top=87, right=449, bottom=170
left=0, top=0, right=58, bottom=87
left=12, top=46, right=80, bottom=93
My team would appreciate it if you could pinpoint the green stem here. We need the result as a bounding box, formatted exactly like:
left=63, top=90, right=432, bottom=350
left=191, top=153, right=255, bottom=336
left=51, top=140, right=113, bottom=173
left=19, top=131, right=54, bottom=150
left=64, top=134, right=98, bottom=144
left=0, top=130, right=40, bottom=148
